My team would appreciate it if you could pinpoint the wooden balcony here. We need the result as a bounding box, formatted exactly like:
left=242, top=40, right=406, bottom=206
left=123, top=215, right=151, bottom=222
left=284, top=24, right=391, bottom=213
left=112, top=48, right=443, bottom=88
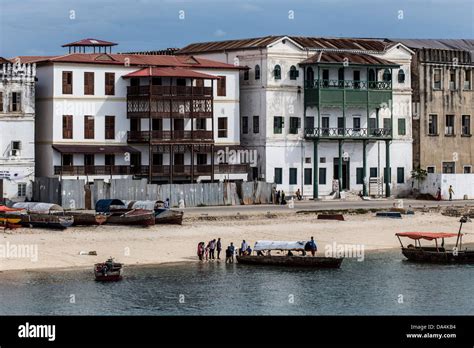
left=304, top=79, right=392, bottom=107
left=127, top=98, right=213, bottom=118
left=304, top=127, right=392, bottom=140
left=127, top=85, right=212, bottom=98
left=127, top=130, right=213, bottom=143
left=55, top=164, right=249, bottom=178
left=54, top=165, right=147, bottom=176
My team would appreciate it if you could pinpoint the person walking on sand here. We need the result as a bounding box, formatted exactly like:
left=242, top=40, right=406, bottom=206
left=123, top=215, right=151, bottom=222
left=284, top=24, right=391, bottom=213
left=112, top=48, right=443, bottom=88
left=296, top=188, right=302, bottom=201
left=448, top=185, right=455, bottom=201
left=436, top=187, right=442, bottom=201
left=216, top=238, right=222, bottom=259
left=281, top=190, right=286, bottom=205
left=209, top=239, right=216, bottom=260
left=276, top=190, right=281, bottom=205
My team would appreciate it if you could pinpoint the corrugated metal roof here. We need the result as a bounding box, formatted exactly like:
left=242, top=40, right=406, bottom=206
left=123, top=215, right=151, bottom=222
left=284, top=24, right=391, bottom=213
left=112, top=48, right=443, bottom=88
left=123, top=67, right=219, bottom=79
left=387, top=39, right=474, bottom=60
left=300, top=51, right=398, bottom=66
left=62, top=38, right=118, bottom=47
left=178, top=35, right=389, bottom=54
left=13, top=53, right=242, bottom=70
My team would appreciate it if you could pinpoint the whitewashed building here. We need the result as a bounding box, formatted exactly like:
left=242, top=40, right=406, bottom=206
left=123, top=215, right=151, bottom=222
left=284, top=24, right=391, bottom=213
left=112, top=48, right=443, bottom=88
left=0, top=59, right=36, bottom=201
left=179, top=36, right=414, bottom=198
left=16, top=39, right=248, bottom=184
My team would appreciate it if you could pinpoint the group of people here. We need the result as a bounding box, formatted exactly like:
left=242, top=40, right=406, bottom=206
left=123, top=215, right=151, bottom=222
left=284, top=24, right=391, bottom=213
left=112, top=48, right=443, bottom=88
left=197, top=239, right=253, bottom=263
left=197, top=237, right=319, bottom=262
left=197, top=238, right=222, bottom=261
left=272, top=189, right=287, bottom=205
left=272, top=188, right=303, bottom=205
left=435, top=185, right=455, bottom=201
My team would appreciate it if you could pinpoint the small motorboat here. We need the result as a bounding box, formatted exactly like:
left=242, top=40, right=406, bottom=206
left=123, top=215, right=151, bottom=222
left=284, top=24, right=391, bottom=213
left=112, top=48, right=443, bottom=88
left=236, top=240, right=343, bottom=269
left=94, top=258, right=123, bottom=281
left=395, top=216, right=474, bottom=264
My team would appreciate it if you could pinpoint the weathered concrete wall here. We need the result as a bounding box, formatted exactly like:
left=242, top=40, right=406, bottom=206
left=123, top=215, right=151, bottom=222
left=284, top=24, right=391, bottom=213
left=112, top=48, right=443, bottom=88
left=415, top=49, right=474, bottom=173
left=419, top=173, right=474, bottom=200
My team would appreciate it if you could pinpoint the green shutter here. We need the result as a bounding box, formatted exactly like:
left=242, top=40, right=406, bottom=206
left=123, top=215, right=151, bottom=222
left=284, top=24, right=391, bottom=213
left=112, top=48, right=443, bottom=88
left=398, top=118, right=406, bottom=135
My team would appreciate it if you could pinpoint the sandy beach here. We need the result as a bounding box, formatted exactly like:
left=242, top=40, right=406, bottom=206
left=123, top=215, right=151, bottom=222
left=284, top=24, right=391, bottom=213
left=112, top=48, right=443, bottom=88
left=0, top=210, right=471, bottom=272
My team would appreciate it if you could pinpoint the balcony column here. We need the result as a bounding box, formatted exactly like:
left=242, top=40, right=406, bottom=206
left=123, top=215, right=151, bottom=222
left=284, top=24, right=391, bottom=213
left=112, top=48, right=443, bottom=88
left=191, top=145, right=194, bottom=183
left=148, top=74, right=153, bottom=184
left=211, top=144, right=215, bottom=182
left=313, top=140, right=319, bottom=199
left=385, top=140, right=391, bottom=197
left=338, top=139, right=343, bottom=193
left=363, top=140, right=368, bottom=197
left=170, top=145, right=173, bottom=184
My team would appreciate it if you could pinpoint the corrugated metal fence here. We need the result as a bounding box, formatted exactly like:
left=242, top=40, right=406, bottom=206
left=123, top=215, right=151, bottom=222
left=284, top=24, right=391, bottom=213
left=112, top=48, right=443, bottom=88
left=33, top=178, right=275, bottom=209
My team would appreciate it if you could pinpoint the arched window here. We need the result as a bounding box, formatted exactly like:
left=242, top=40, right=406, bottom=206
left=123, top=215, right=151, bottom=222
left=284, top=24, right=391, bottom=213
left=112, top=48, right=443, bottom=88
left=274, top=65, right=281, bottom=80
left=306, top=67, right=314, bottom=87
left=290, top=65, right=299, bottom=80
left=255, top=65, right=260, bottom=80
left=243, top=69, right=249, bottom=80
left=383, top=69, right=392, bottom=82
left=398, top=69, right=405, bottom=83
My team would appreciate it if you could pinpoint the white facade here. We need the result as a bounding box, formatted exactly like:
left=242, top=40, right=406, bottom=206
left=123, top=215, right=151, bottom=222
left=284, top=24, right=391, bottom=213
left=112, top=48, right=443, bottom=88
left=33, top=58, right=243, bottom=182
left=183, top=37, right=414, bottom=197
left=0, top=63, right=36, bottom=201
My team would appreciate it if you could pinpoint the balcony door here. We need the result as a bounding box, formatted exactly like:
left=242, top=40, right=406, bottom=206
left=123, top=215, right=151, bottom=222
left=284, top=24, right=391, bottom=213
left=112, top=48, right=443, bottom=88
left=173, top=119, right=185, bottom=139
left=174, top=153, right=185, bottom=174
left=334, top=158, right=350, bottom=190
left=353, top=70, right=361, bottom=89
left=337, top=117, right=344, bottom=135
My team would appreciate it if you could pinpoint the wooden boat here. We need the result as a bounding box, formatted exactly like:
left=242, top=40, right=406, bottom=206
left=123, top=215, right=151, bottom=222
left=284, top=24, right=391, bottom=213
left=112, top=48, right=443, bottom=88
left=18, top=213, right=74, bottom=230
left=317, top=213, right=344, bottom=221
left=94, top=258, right=123, bottom=281
left=68, top=212, right=108, bottom=226
left=95, top=199, right=155, bottom=226
left=9, top=202, right=74, bottom=229
left=155, top=208, right=183, bottom=225
left=236, top=240, right=343, bottom=269
left=124, top=200, right=183, bottom=225
left=0, top=216, right=22, bottom=224
left=396, top=216, right=474, bottom=264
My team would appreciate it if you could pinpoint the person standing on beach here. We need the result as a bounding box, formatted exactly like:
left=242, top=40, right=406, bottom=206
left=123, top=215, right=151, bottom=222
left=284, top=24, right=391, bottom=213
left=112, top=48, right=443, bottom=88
left=197, top=242, right=204, bottom=261
left=209, top=239, right=216, bottom=260
left=205, top=242, right=210, bottom=261
left=448, top=185, right=455, bottom=201
left=436, top=187, right=442, bottom=201
left=216, top=238, right=222, bottom=259
left=305, top=236, right=317, bottom=257
left=240, top=240, right=248, bottom=256
left=281, top=190, right=286, bottom=205
left=226, top=242, right=235, bottom=263
left=276, top=190, right=281, bottom=204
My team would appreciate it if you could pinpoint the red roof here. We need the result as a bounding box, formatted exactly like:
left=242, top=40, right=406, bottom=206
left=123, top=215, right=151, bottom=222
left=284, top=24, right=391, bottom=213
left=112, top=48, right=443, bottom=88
left=62, top=38, right=118, bottom=47
left=13, top=53, right=242, bottom=70
left=396, top=232, right=460, bottom=240
left=123, top=67, right=219, bottom=79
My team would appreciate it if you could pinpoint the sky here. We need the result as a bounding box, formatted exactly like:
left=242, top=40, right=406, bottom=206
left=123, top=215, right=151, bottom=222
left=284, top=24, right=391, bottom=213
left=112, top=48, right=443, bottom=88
left=0, top=0, right=473, bottom=57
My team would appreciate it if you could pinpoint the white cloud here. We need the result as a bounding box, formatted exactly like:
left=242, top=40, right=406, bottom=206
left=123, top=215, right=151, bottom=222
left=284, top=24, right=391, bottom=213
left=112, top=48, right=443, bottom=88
left=214, top=29, right=226, bottom=37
